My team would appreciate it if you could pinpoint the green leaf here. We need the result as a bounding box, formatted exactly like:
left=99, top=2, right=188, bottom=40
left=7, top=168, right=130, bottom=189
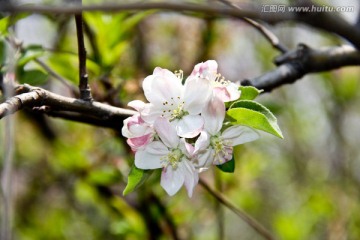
left=123, top=165, right=152, bottom=196
left=18, top=45, right=45, bottom=67
left=87, top=167, right=120, bottom=185
left=18, top=69, right=49, bottom=85
left=0, top=39, right=5, bottom=66
left=239, top=86, right=262, bottom=100
left=0, top=17, right=9, bottom=35
left=216, top=158, right=235, bottom=173
left=227, top=100, right=283, bottom=138
left=0, top=13, right=30, bottom=36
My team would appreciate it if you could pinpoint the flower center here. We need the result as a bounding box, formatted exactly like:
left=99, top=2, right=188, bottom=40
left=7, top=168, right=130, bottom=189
left=210, top=135, right=233, bottom=164
left=161, top=97, right=188, bottom=121
left=161, top=148, right=183, bottom=169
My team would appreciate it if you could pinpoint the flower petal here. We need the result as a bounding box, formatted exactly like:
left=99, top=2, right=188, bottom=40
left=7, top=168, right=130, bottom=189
left=127, top=133, right=153, bottom=151
left=222, top=125, right=260, bottom=146
left=135, top=141, right=167, bottom=169
left=191, top=60, right=218, bottom=81
left=202, top=96, right=225, bottom=135
left=154, top=117, right=179, bottom=148
left=226, top=82, right=241, bottom=101
left=183, top=77, right=211, bottom=114
left=143, top=68, right=183, bottom=105
left=128, top=100, right=146, bottom=112
left=194, top=131, right=210, bottom=153
left=179, top=138, right=195, bottom=158
left=139, top=104, right=163, bottom=124
left=195, top=148, right=215, bottom=168
left=160, top=166, right=185, bottom=196
left=176, top=115, right=204, bottom=138
left=181, top=160, right=199, bottom=198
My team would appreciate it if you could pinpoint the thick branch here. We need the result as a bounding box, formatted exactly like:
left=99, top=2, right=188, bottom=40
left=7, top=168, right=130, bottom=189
left=0, top=84, right=135, bottom=127
left=242, top=45, right=360, bottom=92
left=2, top=2, right=360, bottom=48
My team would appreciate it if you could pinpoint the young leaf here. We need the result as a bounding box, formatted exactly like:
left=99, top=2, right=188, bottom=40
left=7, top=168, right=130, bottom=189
left=17, top=46, right=45, bottom=67
left=0, top=39, right=5, bottom=66
left=239, top=86, right=262, bottom=100
left=227, top=100, right=283, bottom=138
left=0, top=17, right=9, bottom=35
left=18, top=69, right=49, bottom=85
left=216, top=158, right=235, bottom=173
left=123, top=165, right=152, bottom=196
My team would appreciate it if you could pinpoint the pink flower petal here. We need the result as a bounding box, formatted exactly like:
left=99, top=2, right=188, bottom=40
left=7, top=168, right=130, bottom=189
left=127, top=133, right=153, bottom=151
left=191, top=60, right=218, bottom=80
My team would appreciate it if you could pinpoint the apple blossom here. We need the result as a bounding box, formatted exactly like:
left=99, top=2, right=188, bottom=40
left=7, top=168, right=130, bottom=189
left=141, top=67, right=212, bottom=138
left=122, top=114, right=154, bottom=151
left=194, top=97, right=260, bottom=168
left=191, top=60, right=240, bottom=102
left=122, top=61, right=267, bottom=197
left=135, top=117, right=199, bottom=197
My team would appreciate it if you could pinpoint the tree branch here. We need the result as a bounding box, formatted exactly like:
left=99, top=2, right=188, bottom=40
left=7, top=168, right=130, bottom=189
left=1, top=2, right=360, bottom=49
left=242, top=44, right=360, bottom=92
left=74, top=0, right=92, bottom=101
left=199, top=179, right=275, bottom=240
left=0, top=84, right=135, bottom=128
left=218, top=0, right=288, bottom=53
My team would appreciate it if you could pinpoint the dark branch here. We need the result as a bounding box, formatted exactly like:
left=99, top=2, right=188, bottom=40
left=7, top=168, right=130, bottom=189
left=75, top=7, right=92, bottom=101
left=0, top=84, right=135, bottom=129
left=242, top=44, right=360, bottom=92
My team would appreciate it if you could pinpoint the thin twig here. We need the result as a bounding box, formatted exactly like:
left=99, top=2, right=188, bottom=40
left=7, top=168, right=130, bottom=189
left=199, top=178, right=275, bottom=240
left=74, top=3, right=92, bottom=101
left=2, top=2, right=360, bottom=49
left=214, top=170, right=224, bottom=240
left=34, top=58, right=79, bottom=94
left=218, top=0, right=288, bottom=53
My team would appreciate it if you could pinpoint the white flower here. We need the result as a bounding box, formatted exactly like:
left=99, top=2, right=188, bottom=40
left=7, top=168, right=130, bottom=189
left=194, top=97, right=260, bottom=168
left=135, top=117, right=199, bottom=197
left=191, top=60, right=240, bottom=102
left=141, top=67, right=212, bottom=138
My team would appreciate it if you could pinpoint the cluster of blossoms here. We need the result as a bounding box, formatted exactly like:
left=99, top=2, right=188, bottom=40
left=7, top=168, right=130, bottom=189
left=122, top=60, right=260, bottom=197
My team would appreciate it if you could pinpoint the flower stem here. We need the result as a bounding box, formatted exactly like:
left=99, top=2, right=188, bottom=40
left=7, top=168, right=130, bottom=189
left=199, top=178, right=276, bottom=240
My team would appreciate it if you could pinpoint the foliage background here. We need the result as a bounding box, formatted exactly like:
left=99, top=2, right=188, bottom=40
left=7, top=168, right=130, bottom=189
left=1, top=0, right=360, bottom=239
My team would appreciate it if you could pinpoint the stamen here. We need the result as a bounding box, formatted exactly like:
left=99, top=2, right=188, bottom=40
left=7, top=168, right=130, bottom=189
left=160, top=149, right=183, bottom=170
left=174, top=70, right=183, bottom=80
left=213, top=73, right=230, bottom=86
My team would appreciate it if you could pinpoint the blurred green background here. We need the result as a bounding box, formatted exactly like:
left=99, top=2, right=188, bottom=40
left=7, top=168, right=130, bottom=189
left=1, top=0, right=360, bottom=239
